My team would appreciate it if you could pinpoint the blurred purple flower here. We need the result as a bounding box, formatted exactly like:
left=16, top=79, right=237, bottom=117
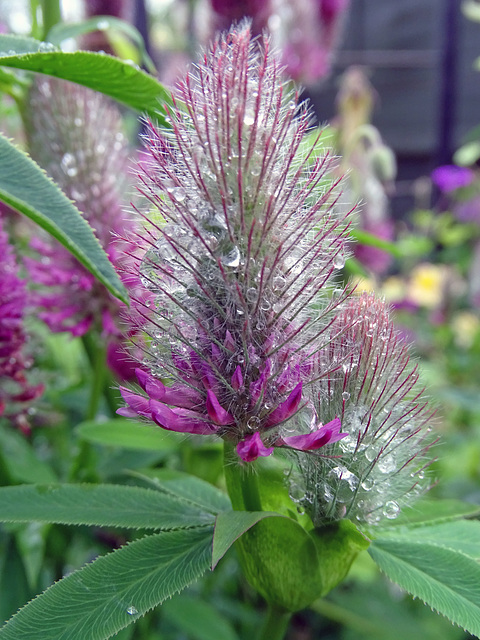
left=118, top=24, right=352, bottom=462
left=0, top=213, right=43, bottom=425
left=210, top=0, right=272, bottom=35
left=431, top=164, right=474, bottom=193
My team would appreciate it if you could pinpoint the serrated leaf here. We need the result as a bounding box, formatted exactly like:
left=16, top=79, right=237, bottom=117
left=0, top=484, right=215, bottom=530
left=369, top=538, right=480, bottom=638
left=0, top=36, right=170, bottom=123
left=162, top=595, right=239, bottom=640
left=375, top=519, right=480, bottom=560
left=76, top=418, right=181, bottom=451
left=0, top=527, right=214, bottom=640
left=0, top=133, right=127, bottom=303
left=212, top=510, right=283, bottom=569
left=131, top=468, right=231, bottom=515
left=47, top=16, right=156, bottom=74
left=377, top=498, right=480, bottom=529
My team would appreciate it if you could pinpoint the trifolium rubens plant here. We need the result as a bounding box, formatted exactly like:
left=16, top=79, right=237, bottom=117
left=118, top=22, right=436, bottom=533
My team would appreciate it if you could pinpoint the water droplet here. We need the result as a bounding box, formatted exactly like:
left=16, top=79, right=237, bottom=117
left=221, top=246, right=240, bottom=269
left=126, top=605, right=138, bottom=616
left=243, top=110, right=255, bottom=126
left=342, top=391, right=350, bottom=401
left=365, top=446, right=377, bottom=462
left=174, top=188, right=186, bottom=202
left=378, top=454, right=396, bottom=474
left=61, top=153, right=78, bottom=177
left=246, top=287, right=257, bottom=302
left=289, top=483, right=305, bottom=503
left=273, top=275, right=285, bottom=290
left=333, top=253, right=345, bottom=269
left=38, top=41, right=56, bottom=52
left=361, top=476, right=374, bottom=491
left=383, top=500, right=400, bottom=520
left=247, top=416, right=260, bottom=429
left=96, top=19, right=110, bottom=30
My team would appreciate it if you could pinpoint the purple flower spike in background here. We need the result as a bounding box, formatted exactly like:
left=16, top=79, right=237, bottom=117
left=0, top=212, right=43, bottom=428
left=431, top=164, right=474, bottom=193
left=119, top=23, right=354, bottom=462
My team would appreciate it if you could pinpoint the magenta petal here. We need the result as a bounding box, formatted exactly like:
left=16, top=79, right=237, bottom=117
left=135, top=368, right=201, bottom=408
left=231, top=365, right=243, bottom=390
left=117, top=387, right=152, bottom=419
left=237, top=432, right=274, bottom=462
left=150, top=400, right=218, bottom=435
left=279, top=418, right=347, bottom=451
left=264, top=382, right=303, bottom=428
left=206, top=389, right=234, bottom=425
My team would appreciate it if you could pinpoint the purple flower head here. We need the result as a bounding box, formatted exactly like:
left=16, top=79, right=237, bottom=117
left=431, top=164, right=474, bottom=193
left=288, top=293, right=436, bottom=525
left=119, top=24, right=354, bottom=462
left=24, top=77, right=133, bottom=342
left=210, top=0, right=272, bottom=35
left=0, top=213, right=43, bottom=426
left=279, top=0, right=350, bottom=84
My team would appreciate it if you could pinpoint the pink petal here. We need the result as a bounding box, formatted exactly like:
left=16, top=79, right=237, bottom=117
left=206, top=389, right=234, bottom=425
left=278, top=418, right=347, bottom=451
left=237, top=432, right=274, bottom=462
left=135, top=368, right=202, bottom=408
left=117, top=387, right=152, bottom=419
left=150, top=400, right=218, bottom=435
left=231, top=365, right=243, bottom=390
left=264, top=382, right=302, bottom=428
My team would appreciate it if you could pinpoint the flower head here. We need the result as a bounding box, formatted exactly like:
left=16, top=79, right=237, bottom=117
left=119, top=24, right=354, bottom=461
left=287, top=292, right=436, bottom=525
left=24, top=77, right=132, bottom=341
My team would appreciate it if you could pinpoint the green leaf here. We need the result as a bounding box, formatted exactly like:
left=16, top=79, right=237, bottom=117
left=0, top=424, right=56, bottom=484
left=0, top=134, right=127, bottom=303
left=47, top=16, right=156, bottom=74
left=376, top=519, right=480, bottom=561
left=0, top=38, right=170, bottom=124
left=162, top=595, right=239, bottom=640
left=377, top=498, right=480, bottom=529
left=369, top=537, right=480, bottom=637
left=76, top=418, right=181, bottom=452
left=0, top=484, right=216, bottom=530
left=0, top=527, right=214, bottom=640
left=350, top=229, right=402, bottom=257
left=131, top=468, right=231, bottom=515
left=0, top=34, right=46, bottom=55
left=212, top=510, right=283, bottom=569
left=453, top=139, right=480, bottom=166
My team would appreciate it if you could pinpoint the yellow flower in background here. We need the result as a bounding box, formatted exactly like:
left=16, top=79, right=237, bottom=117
left=381, top=276, right=407, bottom=303
left=452, top=312, right=480, bottom=349
left=408, top=263, right=447, bottom=308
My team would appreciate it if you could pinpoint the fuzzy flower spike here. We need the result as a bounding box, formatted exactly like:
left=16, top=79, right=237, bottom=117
left=119, top=24, right=354, bottom=461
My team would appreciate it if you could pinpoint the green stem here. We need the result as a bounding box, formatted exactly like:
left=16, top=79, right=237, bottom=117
left=257, top=605, right=292, bottom=640
left=41, top=0, right=61, bottom=39
left=82, top=332, right=107, bottom=421
left=223, top=440, right=263, bottom=512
